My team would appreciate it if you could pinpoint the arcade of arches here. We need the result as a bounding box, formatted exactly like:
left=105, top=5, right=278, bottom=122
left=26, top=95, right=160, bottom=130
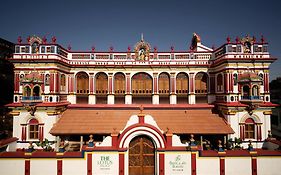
left=74, top=72, right=209, bottom=104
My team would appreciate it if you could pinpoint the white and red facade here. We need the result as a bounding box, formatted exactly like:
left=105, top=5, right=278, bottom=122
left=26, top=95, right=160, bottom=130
left=1, top=34, right=280, bottom=175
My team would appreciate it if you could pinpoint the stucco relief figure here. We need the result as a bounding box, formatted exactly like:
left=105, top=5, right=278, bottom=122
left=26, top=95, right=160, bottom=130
left=139, top=48, right=146, bottom=60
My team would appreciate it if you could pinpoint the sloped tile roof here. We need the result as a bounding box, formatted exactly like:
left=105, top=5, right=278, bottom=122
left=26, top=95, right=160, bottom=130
left=50, top=109, right=234, bottom=135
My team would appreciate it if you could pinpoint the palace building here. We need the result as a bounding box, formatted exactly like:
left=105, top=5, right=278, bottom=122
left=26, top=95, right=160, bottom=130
left=1, top=34, right=280, bottom=175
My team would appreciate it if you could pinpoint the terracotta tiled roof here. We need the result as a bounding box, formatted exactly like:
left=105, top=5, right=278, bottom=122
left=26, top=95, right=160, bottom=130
left=50, top=109, right=234, bottom=135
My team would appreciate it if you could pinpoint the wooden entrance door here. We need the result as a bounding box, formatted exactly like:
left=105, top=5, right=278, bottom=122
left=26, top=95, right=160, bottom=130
left=129, top=136, right=155, bottom=175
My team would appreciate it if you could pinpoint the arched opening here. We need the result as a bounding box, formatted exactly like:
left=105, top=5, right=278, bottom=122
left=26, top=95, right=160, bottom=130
left=252, top=85, right=259, bottom=98
left=114, top=72, right=125, bottom=104
left=217, top=74, right=223, bottom=92
left=233, top=73, right=238, bottom=85
left=176, top=72, right=189, bottom=104
left=23, top=86, right=32, bottom=97
left=45, top=74, right=50, bottom=86
left=95, top=72, right=108, bottom=104
left=60, top=74, right=66, bottom=91
left=31, top=42, right=39, bottom=54
left=129, top=135, right=155, bottom=175
left=242, top=85, right=250, bottom=99
left=259, top=73, right=264, bottom=85
left=132, top=73, right=152, bottom=104
left=158, top=72, right=170, bottom=104
left=195, top=72, right=208, bottom=103
left=33, top=86, right=41, bottom=101
left=76, top=72, right=89, bottom=104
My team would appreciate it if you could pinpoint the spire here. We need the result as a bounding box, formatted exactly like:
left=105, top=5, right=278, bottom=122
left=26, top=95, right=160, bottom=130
left=141, top=33, right=144, bottom=41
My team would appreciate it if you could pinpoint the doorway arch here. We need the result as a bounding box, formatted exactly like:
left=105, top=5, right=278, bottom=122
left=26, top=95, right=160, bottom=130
left=129, top=135, right=155, bottom=175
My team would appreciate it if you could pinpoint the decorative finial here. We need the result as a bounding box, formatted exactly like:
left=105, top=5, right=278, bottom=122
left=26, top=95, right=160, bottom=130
left=42, top=36, right=47, bottom=44
left=127, top=46, right=131, bottom=52
left=67, top=44, right=71, bottom=51
left=226, top=36, right=231, bottom=43
left=253, top=36, right=256, bottom=43
left=235, top=36, right=240, bottom=44
left=52, top=36, right=56, bottom=44
left=27, top=36, right=31, bottom=43
left=261, top=35, right=265, bottom=44
left=91, top=46, right=95, bottom=52
left=141, top=33, right=144, bottom=41
left=17, top=36, right=22, bottom=44
left=110, top=46, right=114, bottom=52
left=139, top=105, right=144, bottom=114
left=170, top=46, right=174, bottom=52
left=154, top=46, right=157, bottom=52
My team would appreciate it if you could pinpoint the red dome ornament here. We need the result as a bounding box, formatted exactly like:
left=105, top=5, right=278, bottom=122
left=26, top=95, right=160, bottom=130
left=17, top=36, right=22, bottom=44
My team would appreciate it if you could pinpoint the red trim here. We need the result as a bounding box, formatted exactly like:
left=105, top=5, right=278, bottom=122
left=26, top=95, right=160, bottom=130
left=22, top=125, right=27, bottom=141
left=41, top=73, right=45, bottom=92
left=50, top=73, right=54, bottom=92
left=87, top=154, right=92, bottom=175
left=224, top=73, right=228, bottom=93
left=258, top=125, right=262, bottom=141
left=57, top=159, right=62, bottom=175
left=153, top=75, right=158, bottom=93
left=118, top=123, right=166, bottom=148
left=191, top=152, right=196, bottom=175
left=190, top=73, right=194, bottom=93
left=119, top=128, right=165, bottom=148
left=220, top=157, right=225, bottom=175
left=251, top=157, right=257, bottom=175
left=159, top=153, right=165, bottom=175
left=138, top=115, right=144, bottom=124
left=25, top=159, right=30, bottom=175
left=0, top=137, right=18, bottom=147
left=55, top=73, right=59, bottom=92
left=126, top=73, right=130, bottom=93
left=119, top=153, right=124, bottom=175
left=15, top=73, right=19, bottom=92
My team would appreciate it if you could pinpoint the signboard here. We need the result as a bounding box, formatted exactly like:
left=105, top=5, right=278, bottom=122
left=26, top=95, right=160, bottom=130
left=92, top=153, right=118, bottom=175
left=165, top=154, right=190, bottom=175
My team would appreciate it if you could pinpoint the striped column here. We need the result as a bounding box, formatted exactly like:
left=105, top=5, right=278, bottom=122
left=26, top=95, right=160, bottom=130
left=87, top=154, right=92, bottom=175
left=191, top=152, right=196, bottom=175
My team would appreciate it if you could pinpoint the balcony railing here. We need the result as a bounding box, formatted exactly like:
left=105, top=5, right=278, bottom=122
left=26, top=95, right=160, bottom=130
left=241, top=96, right=261, bottom=100
left=22, top=96, right=43, bottom=103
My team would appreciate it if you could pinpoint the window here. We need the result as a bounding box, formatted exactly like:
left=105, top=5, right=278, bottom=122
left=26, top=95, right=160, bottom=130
left=233, top=73, right=238, bottom=85
left=217, top=74, right=223, bottom=92
left=28, top=119, right=39, bottom=139
left=60, top=74, right=66, bottom=91
left=259, top=73, right=263, bottom=85
left=245, top=118, right=255, bottom=139
left=45, top=74, right=50, bottom=86
left=31, top=42, right=39, bottom=54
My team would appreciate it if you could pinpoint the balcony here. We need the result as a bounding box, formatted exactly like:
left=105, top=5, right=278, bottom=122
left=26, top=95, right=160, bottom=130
left=240, top=96, right=263, bottom=104
left=21, top=96, right=43, bottom=103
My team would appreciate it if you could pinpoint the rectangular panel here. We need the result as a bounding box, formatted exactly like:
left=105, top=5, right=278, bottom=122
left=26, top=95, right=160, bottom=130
left=92, top=153, right=119, bottom=175
left=30, top=159, right=57, bottom=175
left=0, top=159, right=25, bottom=175
left=165, top=153, right=190, bottom=175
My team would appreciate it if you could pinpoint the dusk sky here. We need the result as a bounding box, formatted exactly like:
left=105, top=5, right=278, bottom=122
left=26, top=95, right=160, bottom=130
left=1, top=0, right=281, bottom=80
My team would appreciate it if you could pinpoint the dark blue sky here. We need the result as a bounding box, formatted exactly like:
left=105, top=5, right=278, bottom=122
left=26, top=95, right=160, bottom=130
left=1, top=0, right=280, bottom=80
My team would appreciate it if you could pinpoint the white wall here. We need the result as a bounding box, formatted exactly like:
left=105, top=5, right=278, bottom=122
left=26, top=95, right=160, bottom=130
left=30, top=159, right=57, bottom=175
left=63, top=158, right=87, bottom=175
left=225, top=157, right=251, bottom=175
left=197, top=157, right=219, bottom=175
left=0, top=159, right=25, bottom=175
left=257, top=157, right=281, bottom=175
